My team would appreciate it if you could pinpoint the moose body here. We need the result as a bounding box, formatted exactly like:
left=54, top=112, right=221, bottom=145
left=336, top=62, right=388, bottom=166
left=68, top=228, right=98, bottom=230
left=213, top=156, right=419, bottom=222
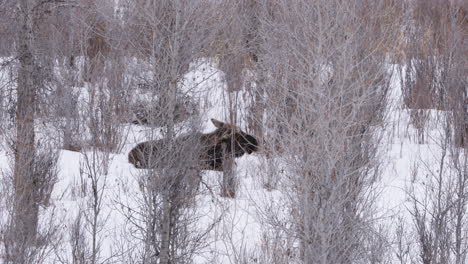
left=128, top=119, right=259, bottom=170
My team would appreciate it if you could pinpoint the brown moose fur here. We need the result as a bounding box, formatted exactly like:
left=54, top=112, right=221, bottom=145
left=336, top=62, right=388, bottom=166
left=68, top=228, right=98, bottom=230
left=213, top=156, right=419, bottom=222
left=128, top=119, right=259, bottom=171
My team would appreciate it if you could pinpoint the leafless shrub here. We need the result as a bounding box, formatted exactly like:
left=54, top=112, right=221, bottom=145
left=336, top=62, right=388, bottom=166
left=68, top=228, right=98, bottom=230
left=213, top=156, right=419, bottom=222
left=83, top=3, right=111, bottom=84
left=1, top=139, right=59, bottom=263
left=393, top=216, right=416, bottom=264
left=255, top=0, right=395, bottom=263
left=0, top=0, right=66, bottom=261
left=131, top=95, right=198, bottom=127
left=402, top=0, right=467, bottom=148
left=359, top=223, right=393, bottom=264
left=408, top=115, right=468, bottom=264
left=119, top=0, right=228, bottom=261
left=409, top=109, right=430, bottom=144
left=74, top=147, right=115, bottom=264
left=70, top=211, right=89, bottom=264
left=257, top=153, right=284, bottom=191
left=255, top=229, right=295, bottom=264
left=85, top=84, right=125, bottom=155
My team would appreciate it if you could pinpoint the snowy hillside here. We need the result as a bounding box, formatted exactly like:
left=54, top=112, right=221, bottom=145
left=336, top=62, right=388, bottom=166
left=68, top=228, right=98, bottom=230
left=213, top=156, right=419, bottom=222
left=1, top=57, right=464, bottom=263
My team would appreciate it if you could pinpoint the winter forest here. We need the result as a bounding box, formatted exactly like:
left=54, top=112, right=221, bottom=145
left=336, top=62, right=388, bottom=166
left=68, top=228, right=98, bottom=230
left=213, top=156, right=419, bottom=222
left=0, top=0, right=466, bottom=263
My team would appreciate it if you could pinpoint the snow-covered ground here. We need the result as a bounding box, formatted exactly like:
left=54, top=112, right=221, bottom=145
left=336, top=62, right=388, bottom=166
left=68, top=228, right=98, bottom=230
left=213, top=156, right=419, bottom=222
left=0, top=59, right=464, bottom=263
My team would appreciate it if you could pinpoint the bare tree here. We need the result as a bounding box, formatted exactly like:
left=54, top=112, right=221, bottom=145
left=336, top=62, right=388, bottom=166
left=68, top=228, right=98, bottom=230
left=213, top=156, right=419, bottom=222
left=0, top=1, right=17, bottom=133
left=5, top=0, right=40, bottom=262
left=402, top=0, right=467, bottom=144
left=209, top=0, right=267, bottom=197
left=255, top=0, right=398, bottom=263
left=119, top=0, right=222, bottom=263
left=76, top=149, right=112, bottom=264
left=407, top=114, right=468, bottom=264
left=401, top=2, right=467, bottom=262
left=4, top=139, right=59, bottom=263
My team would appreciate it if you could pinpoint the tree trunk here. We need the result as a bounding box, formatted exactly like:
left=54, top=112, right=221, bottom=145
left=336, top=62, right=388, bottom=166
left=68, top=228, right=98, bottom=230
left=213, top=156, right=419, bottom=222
left=7, top=0, right=38, bottom=262
left=159, top=1, right=181, bottom=262
left=221, top=141, right=237, bottom=198
left=159, top=195, right=172, bottom=264
left=252, top=75, right=264, bottom=143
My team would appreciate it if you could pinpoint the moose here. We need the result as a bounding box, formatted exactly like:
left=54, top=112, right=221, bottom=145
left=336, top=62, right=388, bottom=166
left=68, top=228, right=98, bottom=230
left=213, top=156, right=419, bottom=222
left=128, top=119, right=259, bottom=170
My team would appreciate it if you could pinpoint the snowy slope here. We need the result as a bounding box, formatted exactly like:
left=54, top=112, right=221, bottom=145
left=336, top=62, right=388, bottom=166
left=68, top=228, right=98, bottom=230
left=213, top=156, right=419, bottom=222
left=0, top=59, right=464, bottom=263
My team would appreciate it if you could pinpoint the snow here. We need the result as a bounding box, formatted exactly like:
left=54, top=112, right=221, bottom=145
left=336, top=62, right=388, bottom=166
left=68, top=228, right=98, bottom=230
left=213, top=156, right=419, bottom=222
left=0, top=58, right=465, bottom=263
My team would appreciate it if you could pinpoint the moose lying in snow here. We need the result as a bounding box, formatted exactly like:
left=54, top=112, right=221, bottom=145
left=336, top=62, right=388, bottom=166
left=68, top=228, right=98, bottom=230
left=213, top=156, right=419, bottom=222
left=128, top=119, right=259, bottom=170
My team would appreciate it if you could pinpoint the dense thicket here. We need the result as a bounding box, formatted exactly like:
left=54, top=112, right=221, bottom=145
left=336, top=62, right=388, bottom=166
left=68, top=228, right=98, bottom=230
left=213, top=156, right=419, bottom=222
left=0, top=0, right=466, bottom=263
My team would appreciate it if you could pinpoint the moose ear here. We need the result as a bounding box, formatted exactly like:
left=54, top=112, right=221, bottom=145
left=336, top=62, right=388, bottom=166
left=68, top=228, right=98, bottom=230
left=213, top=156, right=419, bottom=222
left=211, top=119, right=225, bottom=128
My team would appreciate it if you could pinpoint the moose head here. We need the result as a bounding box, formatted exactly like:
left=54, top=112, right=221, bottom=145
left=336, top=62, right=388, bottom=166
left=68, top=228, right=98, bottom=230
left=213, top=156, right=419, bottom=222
left=128, top=119, right=259, bottom=170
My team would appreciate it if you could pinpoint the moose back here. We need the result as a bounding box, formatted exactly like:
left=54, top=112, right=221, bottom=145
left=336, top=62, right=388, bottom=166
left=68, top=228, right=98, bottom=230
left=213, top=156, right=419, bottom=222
left=128, top=119, right=259, bottom=171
